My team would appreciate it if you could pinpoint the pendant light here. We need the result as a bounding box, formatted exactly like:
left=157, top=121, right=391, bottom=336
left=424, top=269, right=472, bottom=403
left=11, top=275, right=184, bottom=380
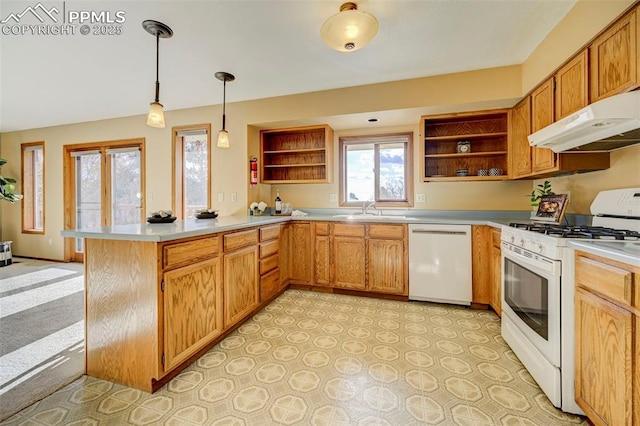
left=215, top=71, right=235, bottom=148
left=320, top=2, right=378, bottom=52
left=143, top=20, right=173, bottom=128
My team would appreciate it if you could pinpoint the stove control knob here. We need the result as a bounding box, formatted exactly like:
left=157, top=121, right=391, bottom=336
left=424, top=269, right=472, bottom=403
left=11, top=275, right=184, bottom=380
left=517, top=237, right=524, bottom=246
left=534, top=243, right=543, bottom=253
left=509, top=235, right=515, bottom=244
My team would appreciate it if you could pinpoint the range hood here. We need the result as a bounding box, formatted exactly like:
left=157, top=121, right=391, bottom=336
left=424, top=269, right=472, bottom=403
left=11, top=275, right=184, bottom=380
left=528, top=91, right=640, bottom=153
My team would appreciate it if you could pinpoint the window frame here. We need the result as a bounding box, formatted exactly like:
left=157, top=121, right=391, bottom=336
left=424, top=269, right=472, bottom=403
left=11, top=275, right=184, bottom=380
left=339, top=132, right=414, bottom=208
left=172, top=123, right=212, bottom=219
left=21, top=141, right=45, bottom=234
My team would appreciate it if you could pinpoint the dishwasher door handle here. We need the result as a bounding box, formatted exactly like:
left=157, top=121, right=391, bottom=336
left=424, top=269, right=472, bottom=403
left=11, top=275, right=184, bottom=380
left=411, top=229, right=468, bottom=235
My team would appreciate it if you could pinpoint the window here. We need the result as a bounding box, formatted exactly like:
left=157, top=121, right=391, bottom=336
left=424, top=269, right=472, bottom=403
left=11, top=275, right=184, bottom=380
left=21, top=142, right=45, bottom=233
left=172, top=124, right=211, bottom=219
left=339, top=133, right=413, bottom=207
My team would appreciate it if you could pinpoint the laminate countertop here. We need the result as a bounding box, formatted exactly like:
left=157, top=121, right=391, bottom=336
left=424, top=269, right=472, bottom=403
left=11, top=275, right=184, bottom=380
left=60, top=210, right=534, bottom=243
left=568, top=240, right=640, bottom=267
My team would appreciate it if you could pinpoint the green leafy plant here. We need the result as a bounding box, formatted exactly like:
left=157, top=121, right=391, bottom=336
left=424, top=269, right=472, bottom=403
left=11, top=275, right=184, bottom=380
left=0, top=157, right=23, bottom=203
left=529, top=180, right=554, bottom=207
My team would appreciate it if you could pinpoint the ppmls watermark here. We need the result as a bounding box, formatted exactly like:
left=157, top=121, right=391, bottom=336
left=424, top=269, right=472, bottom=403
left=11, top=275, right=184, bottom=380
left=1, top=2, right=126, bottom=36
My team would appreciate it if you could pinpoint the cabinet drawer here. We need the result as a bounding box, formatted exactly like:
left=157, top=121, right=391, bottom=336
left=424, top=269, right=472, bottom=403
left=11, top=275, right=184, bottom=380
left=260, top=225, right=280, bottom=242
left=576, top=254, right=633, bottom=307
left=224, top=229, right=259, bottom=252
left=261, top=268, right=281, bottom=301
left=314, top=222, right=330, bottom=236
left=369, top=224, right=404, bottom=239
left=260, top=240, right=279, bottom=258
left=332, top=223, right=365, bottom=237
left=163, top=236, right=220, bottom=269
left=260, top=254, right=279, bottom=275
left=491, top=229, right=501, bottom=248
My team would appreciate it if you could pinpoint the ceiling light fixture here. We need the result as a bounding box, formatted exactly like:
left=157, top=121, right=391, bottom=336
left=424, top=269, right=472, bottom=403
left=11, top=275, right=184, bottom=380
left=143, top=20, right=173, bottom=128
left=215, top=71, right=235, bottom=148
left=320, top=2, right=378, bottom=52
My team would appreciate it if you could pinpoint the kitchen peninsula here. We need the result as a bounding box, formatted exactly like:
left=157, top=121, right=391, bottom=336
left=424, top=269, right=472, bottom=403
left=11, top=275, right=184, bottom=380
left=62, top=215, right=290, bottom=392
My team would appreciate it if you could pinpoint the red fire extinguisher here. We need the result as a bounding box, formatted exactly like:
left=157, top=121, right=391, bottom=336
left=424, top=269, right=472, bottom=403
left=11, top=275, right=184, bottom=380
left=250, top=157, right=258, bottom=187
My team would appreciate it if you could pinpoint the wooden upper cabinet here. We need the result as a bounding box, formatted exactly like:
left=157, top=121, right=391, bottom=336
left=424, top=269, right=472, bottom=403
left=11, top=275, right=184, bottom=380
left=531, top=78, right=556, bottom=173
left=508, top=97, right=532, bottom=179
left=556, top=50, right=589, bottom=120
left=260, top=125, right=334, bottom=184
left=590, top=8, right=640, bottom=102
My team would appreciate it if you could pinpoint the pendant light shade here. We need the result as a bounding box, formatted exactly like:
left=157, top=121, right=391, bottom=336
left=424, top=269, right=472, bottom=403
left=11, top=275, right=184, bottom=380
left=217, top=129, right=230, bottom=149
left=143, top=20, right=173, bottom=128
left=215, top=71, right=235, bottom=148
left=147, top=101, right=165, bottom=128
left=320, top=2, right=378, bottom=52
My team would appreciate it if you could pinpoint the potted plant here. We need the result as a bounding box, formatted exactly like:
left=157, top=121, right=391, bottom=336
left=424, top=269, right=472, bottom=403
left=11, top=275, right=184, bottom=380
left=0, top=157, right=21, bottom=266
left=0, top=157, right=23, bottom=203
left=529, top=180, right=554, bottom=207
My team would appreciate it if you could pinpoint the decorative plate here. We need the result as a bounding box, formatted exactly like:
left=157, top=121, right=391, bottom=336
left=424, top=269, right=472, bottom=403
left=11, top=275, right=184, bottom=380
left=195, top=212, right=218, bottom=219
left=147, top=216, right=177, bottom=223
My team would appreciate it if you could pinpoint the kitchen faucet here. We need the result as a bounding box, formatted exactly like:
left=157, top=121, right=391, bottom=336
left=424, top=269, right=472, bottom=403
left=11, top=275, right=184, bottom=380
left=363, top=200, right=379, bottom=215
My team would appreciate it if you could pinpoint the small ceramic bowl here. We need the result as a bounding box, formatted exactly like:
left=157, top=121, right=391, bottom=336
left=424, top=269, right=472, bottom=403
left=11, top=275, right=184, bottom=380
left=489, top=168, right=503, bottom=176
left=477, top=169, right=488, bottom=176
left=456, top=168, right=469, bottom=177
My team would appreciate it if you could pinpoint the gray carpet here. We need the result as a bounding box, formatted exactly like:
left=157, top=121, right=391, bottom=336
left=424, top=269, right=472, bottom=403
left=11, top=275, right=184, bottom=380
left=0, top=258, right=85, bottom=421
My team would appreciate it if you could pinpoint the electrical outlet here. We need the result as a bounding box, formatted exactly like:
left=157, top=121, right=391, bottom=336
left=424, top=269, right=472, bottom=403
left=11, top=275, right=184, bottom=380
left=329, top=193, right=338, bottom=202
left=148, top=192, right=153, bottom=202
left=218, top=192, right=224, bottom=202
left=416, top=194, right=426, bottom=203
left=231, top=192, right=237, bottom=202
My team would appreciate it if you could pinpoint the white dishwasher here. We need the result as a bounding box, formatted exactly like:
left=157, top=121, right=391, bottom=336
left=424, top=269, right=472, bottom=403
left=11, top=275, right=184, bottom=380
left=408, top=224, right=472, bottom=305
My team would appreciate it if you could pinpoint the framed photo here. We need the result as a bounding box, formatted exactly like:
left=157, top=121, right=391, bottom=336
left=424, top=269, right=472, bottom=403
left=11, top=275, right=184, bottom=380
left=533, top=194, right=569, bottom=224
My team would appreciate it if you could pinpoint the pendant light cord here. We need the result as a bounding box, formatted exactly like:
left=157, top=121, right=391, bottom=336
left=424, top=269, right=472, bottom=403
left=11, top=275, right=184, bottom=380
left=222, top=78, right=226, bottom=130
left=154, top=32, right=160, bottom=103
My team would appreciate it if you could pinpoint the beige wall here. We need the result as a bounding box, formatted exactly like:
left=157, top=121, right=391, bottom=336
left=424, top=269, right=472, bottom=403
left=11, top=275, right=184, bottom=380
left=540, top=145, right=640, bottom=214
left=1, top=0, right=637, bottom=260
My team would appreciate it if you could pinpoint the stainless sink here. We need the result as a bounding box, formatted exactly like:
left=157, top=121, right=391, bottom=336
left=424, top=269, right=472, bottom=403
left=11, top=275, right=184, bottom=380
left=332, top=214, right=417, bottom=220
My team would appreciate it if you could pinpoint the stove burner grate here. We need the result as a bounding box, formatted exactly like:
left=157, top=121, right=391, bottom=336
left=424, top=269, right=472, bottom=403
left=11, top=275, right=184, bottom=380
left=508, top=223, right=640, bottom=240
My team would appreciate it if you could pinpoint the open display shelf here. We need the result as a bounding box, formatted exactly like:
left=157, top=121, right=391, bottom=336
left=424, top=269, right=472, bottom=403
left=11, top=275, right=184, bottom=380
left=420, top=110, right=509, bottom=181
left=260, top=125, right=333, bottom=183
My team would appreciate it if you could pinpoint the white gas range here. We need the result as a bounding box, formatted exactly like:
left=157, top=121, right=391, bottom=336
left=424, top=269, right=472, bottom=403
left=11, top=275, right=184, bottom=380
left=500, top=187, right=640, bottom=415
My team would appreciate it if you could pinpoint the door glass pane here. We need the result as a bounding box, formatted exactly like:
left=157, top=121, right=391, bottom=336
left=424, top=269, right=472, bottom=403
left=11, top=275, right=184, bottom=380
left=34, top=147, right=44, bottom=230
left=504, top=258, right=549, bottom=340
left=378, top=143, right=405, bottom=201
left=183, top=133, right=208, bottom=218
left=75, top=153, right=101, bottom=252
left=345, top=143, right=374, bottom=202
left=111, top=150, right=141, bottom=225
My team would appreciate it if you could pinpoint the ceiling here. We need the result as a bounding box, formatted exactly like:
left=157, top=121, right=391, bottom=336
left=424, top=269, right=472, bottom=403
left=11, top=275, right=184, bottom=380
left=0, top=0, right=577, bottom=133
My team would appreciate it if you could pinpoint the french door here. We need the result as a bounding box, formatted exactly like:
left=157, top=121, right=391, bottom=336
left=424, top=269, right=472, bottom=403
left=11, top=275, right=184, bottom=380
left=63, top=139, right=145, bottom=262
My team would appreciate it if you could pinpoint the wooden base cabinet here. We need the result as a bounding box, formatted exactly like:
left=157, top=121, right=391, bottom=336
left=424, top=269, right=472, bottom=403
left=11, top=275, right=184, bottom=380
left=367, top=239, right=405, bottom=294
left=574, top=251, right=639, bottom=426
left=306, top=222, right=407, bottom=296
left=224, top=245, right=259, bottom=328
left=163, top=258, right=222, bottom=372
left=490, top=228, right=502, bottom=316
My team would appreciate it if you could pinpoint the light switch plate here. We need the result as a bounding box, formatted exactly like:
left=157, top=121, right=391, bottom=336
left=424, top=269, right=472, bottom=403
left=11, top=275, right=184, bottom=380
left=416, top=194, right=426, bottom=203
left=231, top=192, right=237, bottom=202
left=329, top=194, right=338, bottom=202
left=218, top=192, right=224, bottom=202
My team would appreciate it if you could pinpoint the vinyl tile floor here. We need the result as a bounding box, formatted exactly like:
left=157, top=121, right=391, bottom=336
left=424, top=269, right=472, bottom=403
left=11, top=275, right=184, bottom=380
left=1, top=290, right=587, bottom=425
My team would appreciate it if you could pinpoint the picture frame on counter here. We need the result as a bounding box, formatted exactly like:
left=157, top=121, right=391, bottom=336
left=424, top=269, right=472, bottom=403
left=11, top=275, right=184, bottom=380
left=532, top=194, right=569, bottom=224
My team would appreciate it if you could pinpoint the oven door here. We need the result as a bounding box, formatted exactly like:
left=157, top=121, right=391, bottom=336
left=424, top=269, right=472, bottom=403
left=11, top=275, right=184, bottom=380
left=501, top=242, right=561, bottom=367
